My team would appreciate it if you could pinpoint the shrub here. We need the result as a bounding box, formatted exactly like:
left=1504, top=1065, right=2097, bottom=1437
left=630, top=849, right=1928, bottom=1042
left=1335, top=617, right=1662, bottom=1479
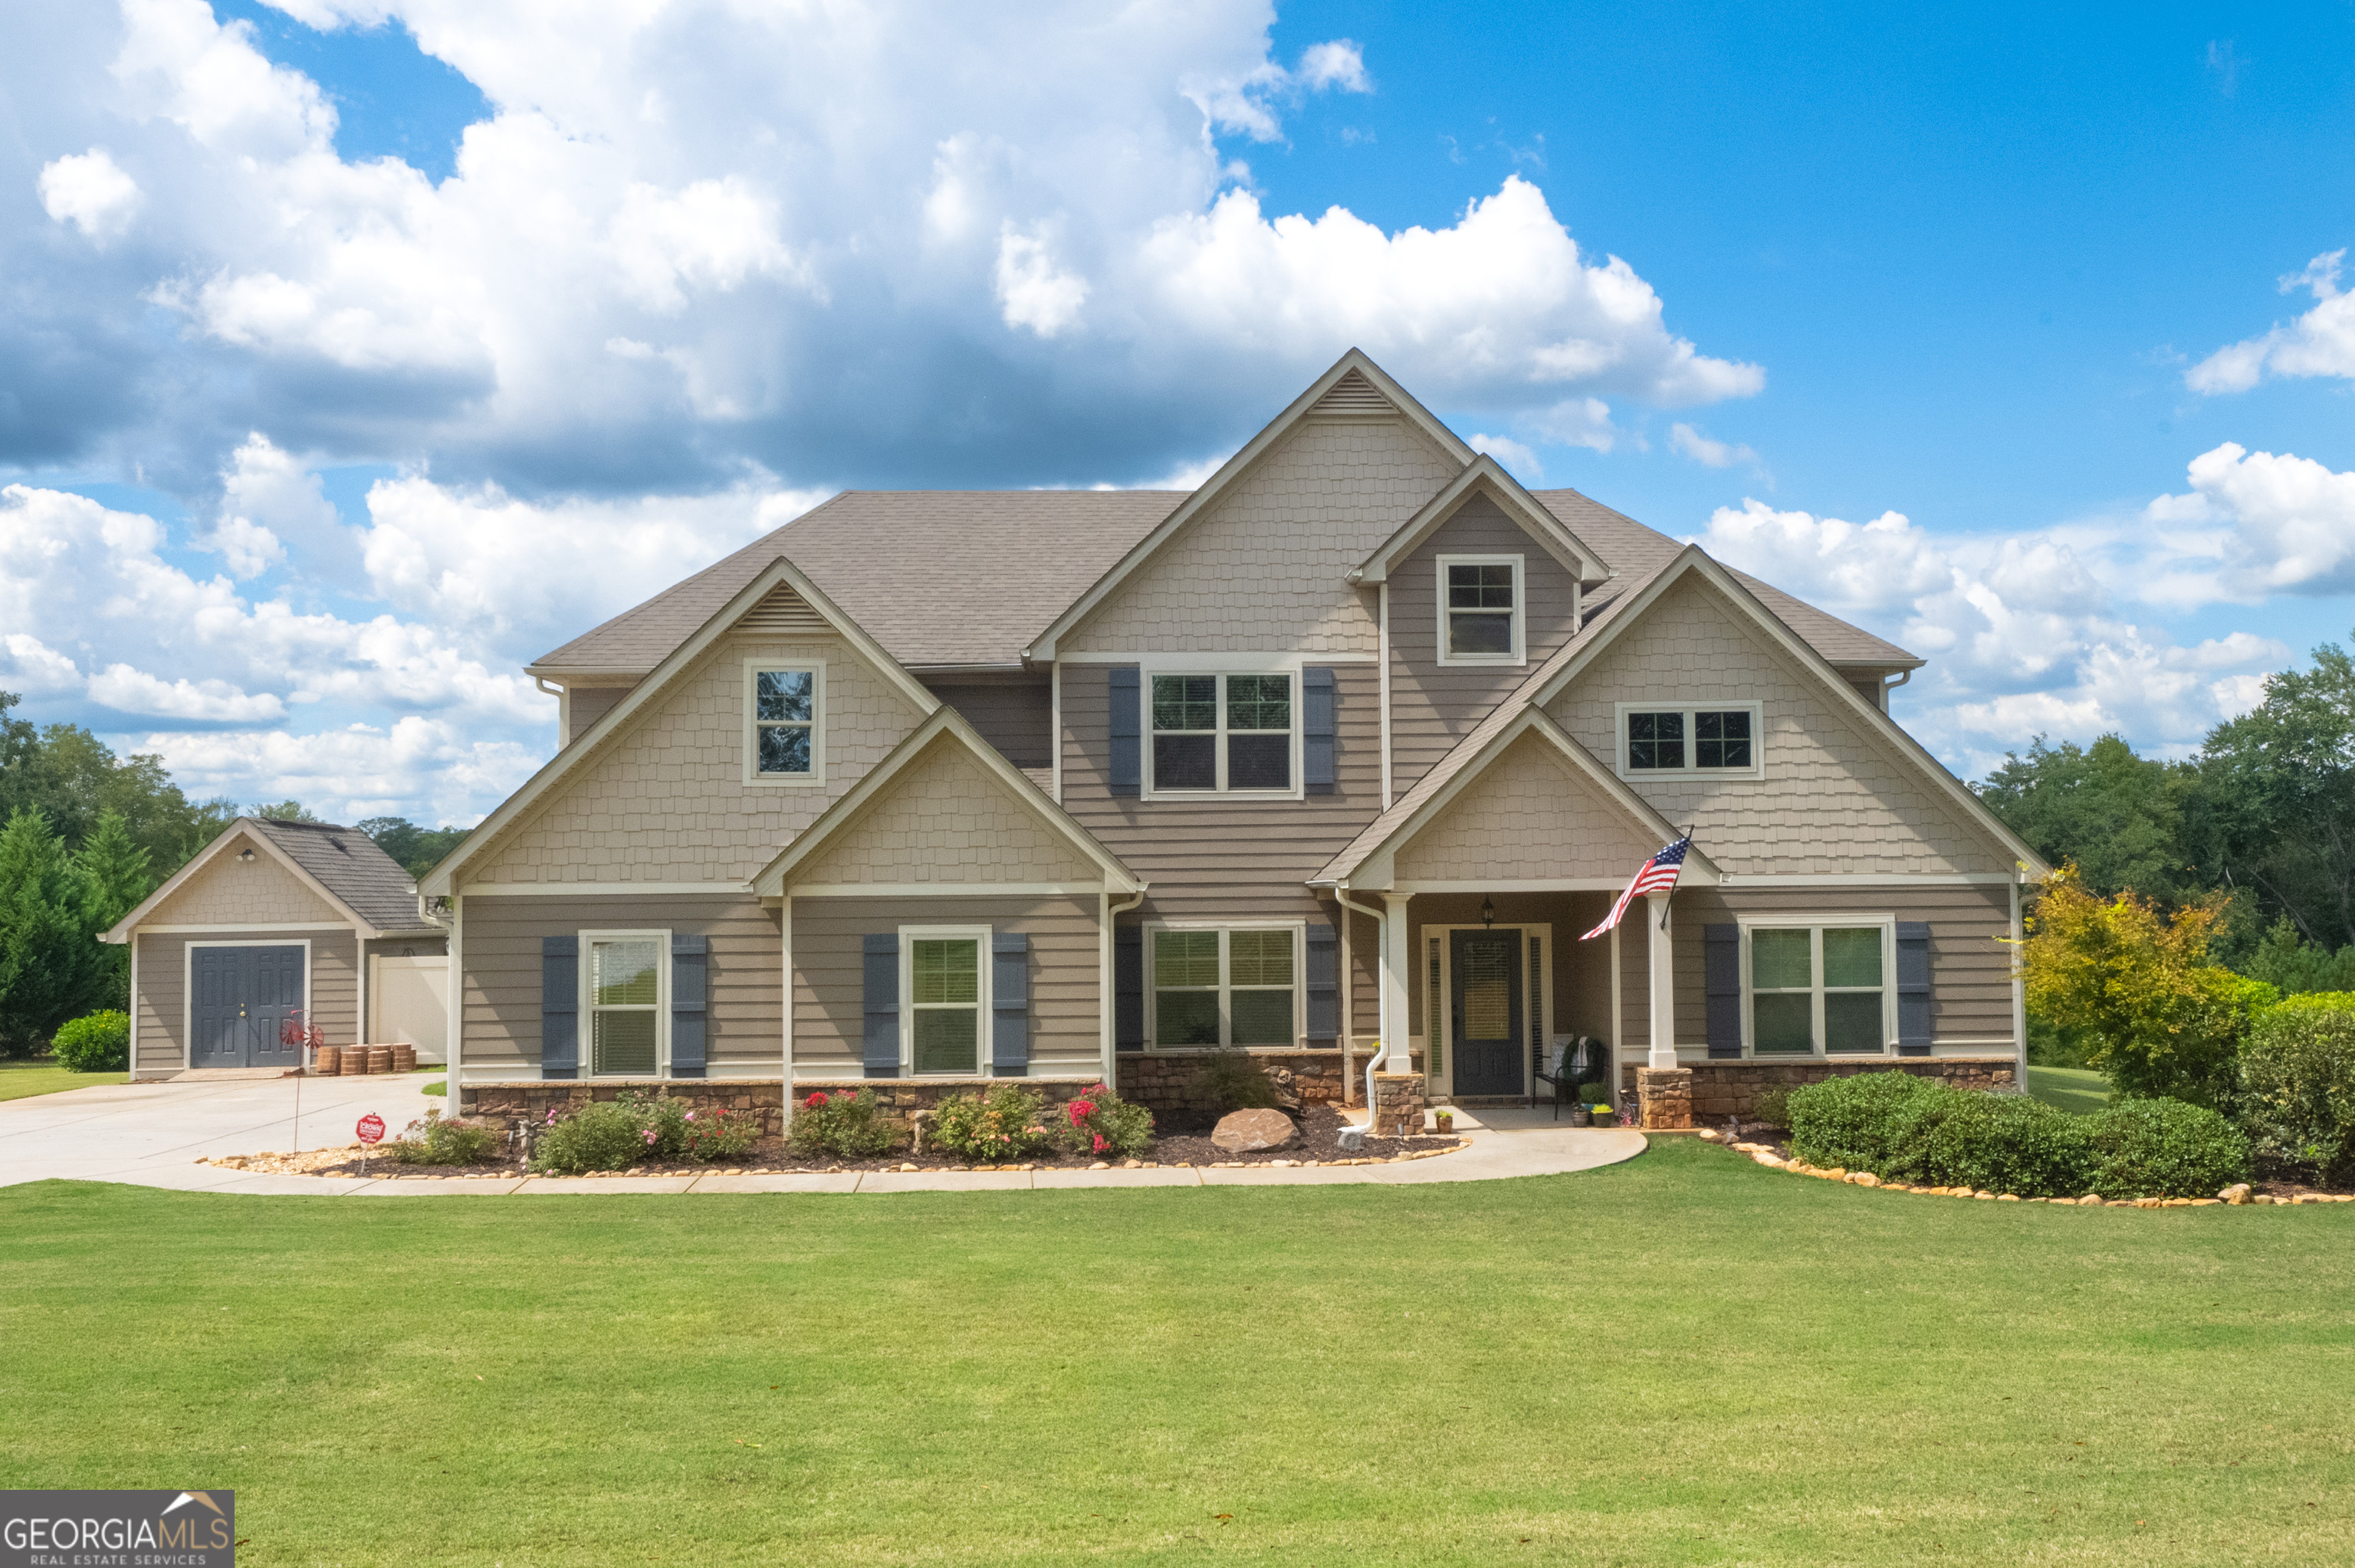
left=2084, top=1097, right=2251, bottom=1198
left=1748, top=1087, right=1792, bottom=1129
left=1575, top=1081, right=1607, bottom=1107
left=790, top=1089, right=899, bottom=1160
left=1786, top=1071, right=1936, bottom=1171
left=2238, top=992, right=2355, bottom=1183
left=1883, top=1088, right=2094, bottom=1197
left=391, top=1110, right=501, bottom=1166
left=680, top=1105, right=762, bottom=1162
left=530, top=1091, right=688, bottom=1173
left=1187, top=1048, right=1280, bottom=1114
left=49, top=1009, right=129, bottom=1073
left=929, top=1084, right=1056, bottom=1161
left=1059, top=1082, right=1154, bottom=1161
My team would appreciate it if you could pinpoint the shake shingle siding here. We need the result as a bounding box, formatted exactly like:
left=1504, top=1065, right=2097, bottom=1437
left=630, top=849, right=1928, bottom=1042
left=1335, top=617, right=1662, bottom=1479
left=1391, top=732, right=1657, bottom=884
left=796, top=738, right=1102, bottom=887
left=148, top=831, right=343, bottom=927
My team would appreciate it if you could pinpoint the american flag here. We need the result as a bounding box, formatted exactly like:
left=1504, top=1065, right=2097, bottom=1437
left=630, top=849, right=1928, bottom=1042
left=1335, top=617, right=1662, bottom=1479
left=1581, top=835, right=1692, bottom=940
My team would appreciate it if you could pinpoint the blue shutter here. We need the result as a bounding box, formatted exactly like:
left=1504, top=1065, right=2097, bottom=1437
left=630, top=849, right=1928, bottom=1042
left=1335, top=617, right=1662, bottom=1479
left=1108, top=665, right=1141, bottom=797
left=1302, top=666, right=1336, bottom=795
left=862, top=933, right=901, bottom=1078
left=992, top=933, right=1030, bottom=1076
left=1305, top=922, right=1338, bottom=1042
left=1895, top=922, right=1933, bottom=1056
left=541, top=936, right=579, bottom=1080
left=1114, top=924, right=1144, bottom=1051
left=670, top=933, right=708, bottom=1079
left=1704, top=923, right=1741, bottom=1060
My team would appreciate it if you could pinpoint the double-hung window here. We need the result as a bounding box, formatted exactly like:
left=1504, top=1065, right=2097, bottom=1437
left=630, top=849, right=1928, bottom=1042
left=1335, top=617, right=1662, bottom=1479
left=1620, top=703, right=1761, bottom=777
left=1151, top=927, right=1299, bottom=1048
left=1747, top=923, right=1890, bottom=1056
left=1437, top=554, right=1524, bottom=664
left=744, top=661, right=823, bottom=784
left=588, top=934, right=664, bottom=1075
left=905, top=929, right=987, bottom=1074
left=1150, top=674, right=1292, bottom=792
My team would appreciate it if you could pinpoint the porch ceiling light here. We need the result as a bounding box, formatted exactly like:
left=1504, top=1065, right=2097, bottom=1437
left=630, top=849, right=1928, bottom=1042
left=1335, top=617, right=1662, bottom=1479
left=1480, top=895, right=1496, bottom=928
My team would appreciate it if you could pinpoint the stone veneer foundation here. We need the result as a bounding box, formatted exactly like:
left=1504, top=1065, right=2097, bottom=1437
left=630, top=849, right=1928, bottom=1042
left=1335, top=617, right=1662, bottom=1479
left=1635, top=1067, right=1693, bottom=1130
left=1114, top=1049, right=1394, bottom=1118
left=1620, top=1058, right=2022, bottom=1121
left=1371, top=1072, right=1427, bottom=1138
left=464, top=1079, right=791, bottom=1136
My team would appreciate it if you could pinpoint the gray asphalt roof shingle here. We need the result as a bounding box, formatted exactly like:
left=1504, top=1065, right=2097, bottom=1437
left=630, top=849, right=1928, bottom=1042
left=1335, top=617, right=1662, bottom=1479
left=252, top=818, right=439, bottom=934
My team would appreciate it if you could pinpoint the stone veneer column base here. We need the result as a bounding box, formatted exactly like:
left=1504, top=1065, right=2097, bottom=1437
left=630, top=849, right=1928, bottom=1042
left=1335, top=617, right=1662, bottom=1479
left=1636, top=1068, right=1693, bottom=1130
left=1372, top=1073, right=1427, bottom=1138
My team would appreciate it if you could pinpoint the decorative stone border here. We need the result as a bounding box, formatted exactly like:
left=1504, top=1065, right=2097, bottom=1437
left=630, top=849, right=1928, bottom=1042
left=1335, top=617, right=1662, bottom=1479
left=1703, top=1129, right=2353, bottom=1207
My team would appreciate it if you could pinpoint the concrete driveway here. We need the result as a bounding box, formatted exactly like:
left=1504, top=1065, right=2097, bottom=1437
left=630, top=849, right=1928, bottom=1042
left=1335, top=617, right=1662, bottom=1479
left=0, top=1073, right=441, bottom=1194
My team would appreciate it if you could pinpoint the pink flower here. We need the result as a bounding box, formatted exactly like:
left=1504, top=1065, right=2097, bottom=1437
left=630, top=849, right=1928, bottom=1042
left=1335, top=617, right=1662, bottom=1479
left=642, top=1129, right=657, bottom=1145
left=1066, top=1098, right=1096, bottom=1127
left=1092, top=1133, right=1108, bottom=1153
left=1086, top=1082, right=1109, bottom=1098
left=685, top=1110, right=698, bottom=1122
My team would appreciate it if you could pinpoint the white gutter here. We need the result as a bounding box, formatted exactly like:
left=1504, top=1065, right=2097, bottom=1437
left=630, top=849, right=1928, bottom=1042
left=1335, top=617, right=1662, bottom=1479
left=1333, top=885, right=1388, bottom=1127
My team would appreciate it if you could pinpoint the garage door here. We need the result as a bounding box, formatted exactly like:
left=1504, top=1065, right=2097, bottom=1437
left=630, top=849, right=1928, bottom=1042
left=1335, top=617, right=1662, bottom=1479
left=191, top=945, right=307, bottom=1069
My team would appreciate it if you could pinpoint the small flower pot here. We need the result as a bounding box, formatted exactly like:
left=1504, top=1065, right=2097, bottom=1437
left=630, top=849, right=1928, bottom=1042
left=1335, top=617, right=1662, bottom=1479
left=1568, top=1109, right=1590, bottom=1127
left=1434, top=1114, right=1454, bottom=1134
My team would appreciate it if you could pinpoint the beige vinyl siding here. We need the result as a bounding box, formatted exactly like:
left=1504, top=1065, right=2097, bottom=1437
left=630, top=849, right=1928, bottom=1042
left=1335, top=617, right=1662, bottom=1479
left=790, top=894, right=1102, bottom=1077
left=469, top=631, right=928, bottom=886
left=1062, top=661, right=1381, bottom=931
left=563, top=683, right=632, bottom=742
left=1388, top=493, right=1586, bottom=795
left=1063, top=416, right=1456, bottom=655
left=794, top=735, right=1102, bottom=888
left=1392, top=731, right=1659, bottom=884
left=1548, top=574, right=2012, bottom=876
left=133, top=928, right=359, bottom=1075
left=1662, top=885, right=2018, bottom=1051
left=925, top=677, right=1053, bottom=769
left=147, top=832, right=344, bottom=927
left=457, top=895, right=781, bottom=1078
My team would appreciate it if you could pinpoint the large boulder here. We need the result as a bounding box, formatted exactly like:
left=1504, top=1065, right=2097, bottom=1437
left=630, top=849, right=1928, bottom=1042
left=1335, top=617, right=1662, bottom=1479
left=1211, top=1107, right=1298, bottom=1153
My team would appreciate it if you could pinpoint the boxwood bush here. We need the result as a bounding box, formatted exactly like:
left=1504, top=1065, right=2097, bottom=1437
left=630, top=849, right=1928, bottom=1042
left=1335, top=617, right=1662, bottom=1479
left=1785, top=1070, right=1935, bottom=1171
left=1884, top=1088, right=2094, bottom=1197
left=50, top=1010, right=130, bottom=1073
left=2238, top=992, right=2355, bottom=1183
left=2084, top=1097, right=2250, bottom=1198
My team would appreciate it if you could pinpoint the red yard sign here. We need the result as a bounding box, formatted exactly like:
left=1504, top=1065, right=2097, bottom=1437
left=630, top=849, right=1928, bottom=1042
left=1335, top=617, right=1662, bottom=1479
left=356, top=1113, right=386, bottom=1145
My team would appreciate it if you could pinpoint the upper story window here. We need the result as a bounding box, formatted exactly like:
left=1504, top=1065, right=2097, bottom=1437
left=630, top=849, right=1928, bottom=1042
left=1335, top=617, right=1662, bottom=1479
left=1437, top=554, right=1525, bottom=666
left=1151, top=674, right=1292, bottom=792
left=1618, top=703, right=1762, bottom=779
left=744, top=660, right=824, bottom=786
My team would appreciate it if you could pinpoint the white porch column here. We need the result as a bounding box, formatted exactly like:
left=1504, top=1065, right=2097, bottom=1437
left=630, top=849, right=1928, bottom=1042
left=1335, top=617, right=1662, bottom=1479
left=1646, top=891, right=1677, bottom=1069
left=1380, top=893, right=1413, bottom=1071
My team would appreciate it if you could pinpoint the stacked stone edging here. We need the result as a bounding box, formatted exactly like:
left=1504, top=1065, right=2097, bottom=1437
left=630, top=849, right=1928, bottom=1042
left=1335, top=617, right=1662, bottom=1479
left=1622, top=1058, right=2019, bottom=1120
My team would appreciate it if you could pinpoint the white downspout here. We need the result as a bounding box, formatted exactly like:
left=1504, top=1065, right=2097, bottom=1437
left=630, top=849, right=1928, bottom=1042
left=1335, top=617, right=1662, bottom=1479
left=1334, top=886, right=1388, bottom=1124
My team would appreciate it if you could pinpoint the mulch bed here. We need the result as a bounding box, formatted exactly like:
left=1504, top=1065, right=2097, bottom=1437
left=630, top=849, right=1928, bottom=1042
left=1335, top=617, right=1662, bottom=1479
left=203, top=1104, right=1468, bottom=1179
left=1704, top=1118, right=2355, bottom=1202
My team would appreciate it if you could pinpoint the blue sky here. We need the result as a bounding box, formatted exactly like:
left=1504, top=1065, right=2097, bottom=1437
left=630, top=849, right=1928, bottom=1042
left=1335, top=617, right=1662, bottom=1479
left=5, top=1, right=2354, bottom=824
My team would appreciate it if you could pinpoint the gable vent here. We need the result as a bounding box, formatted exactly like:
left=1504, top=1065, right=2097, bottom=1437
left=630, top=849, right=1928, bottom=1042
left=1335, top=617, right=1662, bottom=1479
left=1310, top=369, right=1394, bottom=417
left=735, top=583, right=827, bottom=635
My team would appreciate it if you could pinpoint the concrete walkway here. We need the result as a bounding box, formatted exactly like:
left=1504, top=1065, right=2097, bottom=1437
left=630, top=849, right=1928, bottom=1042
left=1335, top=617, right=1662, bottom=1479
left=0, top=1083, right=1644, bottom=1196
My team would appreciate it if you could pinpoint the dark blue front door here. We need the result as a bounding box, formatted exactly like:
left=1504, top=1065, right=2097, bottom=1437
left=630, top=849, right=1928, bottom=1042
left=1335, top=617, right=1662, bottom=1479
left=1450, top=930, right=1524, bottom=1096
left=191, top=946, right=307, bottom=1068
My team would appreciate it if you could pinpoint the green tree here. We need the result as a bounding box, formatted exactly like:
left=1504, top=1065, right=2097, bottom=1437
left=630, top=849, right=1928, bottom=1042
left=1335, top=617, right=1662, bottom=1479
left=1976, top=733, right=2194, bottom=900
left=358, top=817, right=471, bottom=881
left=2190, top=639, right=2355, bottom=950
left=0, top=691, right=238, bottom=871
left=74, top=811, right=156, bottom=1012
left=250, top=799, right=317, bottom=822
left=0, top=809, right=107, bottom=1056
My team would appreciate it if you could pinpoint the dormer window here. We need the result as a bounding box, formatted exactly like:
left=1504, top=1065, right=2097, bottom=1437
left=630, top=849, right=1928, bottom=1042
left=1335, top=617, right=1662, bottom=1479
left=744, top=660, right=825, bottom=786
left=1437, top=554, right=1524, bottom=665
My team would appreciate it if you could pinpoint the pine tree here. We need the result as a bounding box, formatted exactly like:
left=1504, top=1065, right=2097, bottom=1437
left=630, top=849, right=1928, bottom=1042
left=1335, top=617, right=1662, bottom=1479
left=74, top=811, right=153, bottom=1013
left=0, top=808, right=107, bottom=1055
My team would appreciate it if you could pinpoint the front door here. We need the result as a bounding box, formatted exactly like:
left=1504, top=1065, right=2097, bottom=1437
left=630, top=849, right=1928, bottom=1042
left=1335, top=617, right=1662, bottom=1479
left=1450, top=930, right=1524, bottom=1097
left=191, top=946, right=307, bottom=1068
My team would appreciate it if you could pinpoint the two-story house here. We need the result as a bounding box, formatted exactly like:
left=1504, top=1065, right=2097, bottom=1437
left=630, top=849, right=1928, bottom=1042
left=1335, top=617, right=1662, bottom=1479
left=422, top=350, right=2045, bottom=1132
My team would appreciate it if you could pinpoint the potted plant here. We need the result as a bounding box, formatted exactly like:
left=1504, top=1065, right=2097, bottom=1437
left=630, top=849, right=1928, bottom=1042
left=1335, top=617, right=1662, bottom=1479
left=1591, top=1103, right=1616, bottom=1127
left=1568, top=1105, right=1590, bottom=1127
left=1433, top=1108, right=1454, bottom=1135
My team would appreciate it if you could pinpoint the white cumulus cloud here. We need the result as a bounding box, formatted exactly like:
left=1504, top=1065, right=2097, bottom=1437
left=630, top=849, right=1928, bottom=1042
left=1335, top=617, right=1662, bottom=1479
left=37, top=147, right=142, bottom=241
left=2188, top=249, right=2355, bottom=393
left=1668, top=421, right=1762, bottom=473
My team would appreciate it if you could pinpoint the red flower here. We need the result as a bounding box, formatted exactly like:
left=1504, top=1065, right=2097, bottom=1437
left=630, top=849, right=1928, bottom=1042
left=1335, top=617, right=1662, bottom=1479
left=804, top=1091, right=830, bottom=1109
left=1066, top=1098, right=1097, bottom=1127
left=1092, top=1133, right=1108, bottom=1153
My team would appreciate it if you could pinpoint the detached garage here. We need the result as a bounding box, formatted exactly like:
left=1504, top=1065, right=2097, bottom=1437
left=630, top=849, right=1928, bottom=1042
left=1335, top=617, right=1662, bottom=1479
left=102, top=818, right=448, bottom=1080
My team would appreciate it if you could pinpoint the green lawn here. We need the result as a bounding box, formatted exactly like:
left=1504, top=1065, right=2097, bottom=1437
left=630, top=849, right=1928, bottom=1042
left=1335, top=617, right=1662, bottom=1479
left=0, top=1059, right=126, bottom=1102
left=2029, top=1064, right=2114, bottom=1115
left=4, top=1140, right=2352, bottom=1566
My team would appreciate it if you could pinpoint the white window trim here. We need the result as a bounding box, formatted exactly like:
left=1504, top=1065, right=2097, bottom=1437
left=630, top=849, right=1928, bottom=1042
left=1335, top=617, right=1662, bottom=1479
left=1142, top=920, right=1307, bottom=1051
left=182, top=938, right=314, bottom=1072
left=899, top=924, right=993, bottom=1076
left=742, top=658, right=826, bottom=788
left=1614, top=700, right=1765, bottom=781
left=580, top=927, right=671, bottom=1078
left=1435, top=553, right=1526, bottom=668
left=1141, top=671, right=1303, bottom=802
left=1736, top=913, right=1896, bottom=1060
left=1424, top=923, right=1555, bottom=1101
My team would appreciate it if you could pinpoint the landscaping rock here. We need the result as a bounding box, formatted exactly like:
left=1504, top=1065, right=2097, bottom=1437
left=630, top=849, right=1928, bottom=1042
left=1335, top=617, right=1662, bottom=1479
left=1212, top=1107, right=1299, bottom=1153
left=2220, top=1183, right=2252, bottom=1203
